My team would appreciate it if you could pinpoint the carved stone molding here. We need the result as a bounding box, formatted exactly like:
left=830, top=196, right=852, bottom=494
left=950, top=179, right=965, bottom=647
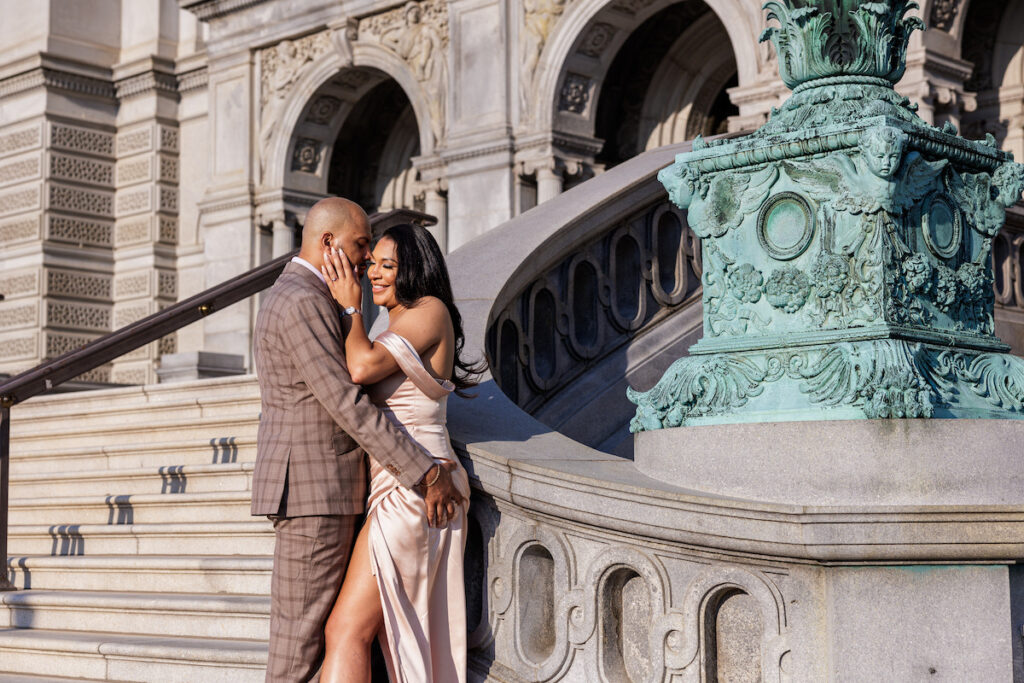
left=0, top=67, right=115, bottom=99
left=115, top=70, right=179, bottom=100
left=182, top=0, right=272, bottom=21
left=177, top=66, right=209, bottom=94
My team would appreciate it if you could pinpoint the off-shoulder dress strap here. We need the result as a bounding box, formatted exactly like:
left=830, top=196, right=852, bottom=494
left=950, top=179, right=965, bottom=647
left=374, top=330, right=455, bottom=400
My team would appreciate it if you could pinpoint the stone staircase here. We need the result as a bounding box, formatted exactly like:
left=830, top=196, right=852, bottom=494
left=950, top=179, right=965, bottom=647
left=1, top=376, right=272, bottom=682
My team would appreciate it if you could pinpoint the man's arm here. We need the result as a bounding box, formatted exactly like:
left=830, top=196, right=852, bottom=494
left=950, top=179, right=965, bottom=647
left=283, top=291, right=434, bottom=488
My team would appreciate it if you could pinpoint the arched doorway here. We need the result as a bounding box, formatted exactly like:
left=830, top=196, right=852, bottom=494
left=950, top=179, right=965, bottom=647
left=327, top=79, right=423, bottom=217
left=593, top=2, right=739, bottom=168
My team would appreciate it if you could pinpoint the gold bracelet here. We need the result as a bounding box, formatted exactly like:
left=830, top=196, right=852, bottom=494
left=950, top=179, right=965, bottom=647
left=424, top=464, right=442, bottom=487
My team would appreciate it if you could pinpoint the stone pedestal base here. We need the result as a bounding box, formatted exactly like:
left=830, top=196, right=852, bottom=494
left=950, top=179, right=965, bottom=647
left=156, top=352, right=245, bottom=383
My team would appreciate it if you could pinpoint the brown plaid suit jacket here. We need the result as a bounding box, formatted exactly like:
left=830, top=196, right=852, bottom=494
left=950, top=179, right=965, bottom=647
left=251, top=261, right=434, bottom=517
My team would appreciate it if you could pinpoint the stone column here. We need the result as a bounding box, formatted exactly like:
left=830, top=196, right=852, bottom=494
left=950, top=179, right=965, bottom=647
left=271, top=218, right=294, bottom=258
left=535, top=160, right=564, bottom=205
left=422, top=180, right=448, bottom=253
left=109, top=57, right=181, bottom=385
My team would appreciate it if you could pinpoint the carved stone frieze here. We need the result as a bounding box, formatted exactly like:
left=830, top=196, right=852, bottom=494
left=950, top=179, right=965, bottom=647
left=0, top=272, right=39, bottom=298
left=0, top=303, right=38, bottom=330
left=158, top=186, right=178, bottom=212
left=50, top=153, right=114, bottom=186
left=0, top=217, right=39, bottom=244
left=117, top=158, right=152, bottom=185
left=0, top=187, right=41, bottom=216
left=0, top=125, right=42, bottom=157
left=159, top=156, right=179, bottom=183
left=114, top=273, right=151, bottom=299
left=48, top=216, right=112, bottom=247
left=258, top=31, right=333, bottom=181
left=117, top=188, right=152, bottom=216
left=117, top=129, right=152, bottom=157
left=158, top=216, right=178, bottom=244
left=0, top=334, right=37, bottom=359
left=159, top=126, right=179, bottom=152
left=50, top=184, right=113, bottom=218
left=114, top=303, right=151, bottom=328
left=46, top=301, right=110, bottom=332
left=110, top=366, right=147, bottom=384
left=44, top=332, right=92, bottom=358
left=158, top=272, right=177, bottom=298
left=360, top=0, right=447, bottom=143
left=50, top=124, right=114, bottom=157
left=115, top=218, right=152, bottom=246
left=0, top=156, right=41, bottom=186
left=47, top=270, right=112, bottom=301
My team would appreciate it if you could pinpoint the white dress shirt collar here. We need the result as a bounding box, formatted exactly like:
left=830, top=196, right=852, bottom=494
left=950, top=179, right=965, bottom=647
left=291, top=256, right=327, bottom=285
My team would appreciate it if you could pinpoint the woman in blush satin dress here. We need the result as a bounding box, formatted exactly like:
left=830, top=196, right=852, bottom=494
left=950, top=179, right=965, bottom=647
left=318, top=223, right=480, bottom=683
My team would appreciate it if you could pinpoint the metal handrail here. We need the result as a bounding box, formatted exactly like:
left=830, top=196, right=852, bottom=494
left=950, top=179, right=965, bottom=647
left=0, top=207, right=435, bottom=590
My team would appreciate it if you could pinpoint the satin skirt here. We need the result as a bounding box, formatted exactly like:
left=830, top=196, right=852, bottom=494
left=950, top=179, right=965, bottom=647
left=366, top=416, right=471, bottom=683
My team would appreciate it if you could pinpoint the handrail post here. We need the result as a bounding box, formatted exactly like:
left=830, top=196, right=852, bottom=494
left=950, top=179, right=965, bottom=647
left=0, top=403, right=14, bottom=590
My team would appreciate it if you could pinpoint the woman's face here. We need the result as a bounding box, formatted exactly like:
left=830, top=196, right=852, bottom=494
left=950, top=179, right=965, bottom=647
left=368, top=237, right=400, bottom=309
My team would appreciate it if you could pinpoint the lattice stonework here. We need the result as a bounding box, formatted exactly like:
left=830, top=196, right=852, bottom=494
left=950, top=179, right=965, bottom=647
left=111, top=118, right=181, bottom=384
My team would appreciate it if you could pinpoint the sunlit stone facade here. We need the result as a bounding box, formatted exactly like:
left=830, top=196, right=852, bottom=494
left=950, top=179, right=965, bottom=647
left=0, top=0, right=1020, bottom=382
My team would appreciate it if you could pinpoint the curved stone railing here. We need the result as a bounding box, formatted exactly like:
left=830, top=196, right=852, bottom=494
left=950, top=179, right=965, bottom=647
left=483, top=165, right=703, bottom=453
left=447, top=144, right=1024, bottom=681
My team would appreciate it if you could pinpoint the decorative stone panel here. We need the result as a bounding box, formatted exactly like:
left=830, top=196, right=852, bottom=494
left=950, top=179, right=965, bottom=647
left=114, top=273, right=151, bottom=299
left=46, top=301, right=111, bottom=332
left=50, top=153, right=114, bottom=186
left=157, top=272, right=177, bottom=298
left=50, top=123, right=114, bottom=157
left=0, top=155, right=42, bottom=186
left=0, top=186, right=41, bottom=216
left=74, top=366, right=111, bottom=383
left=116, top=187, right=152, bottom=216
left=46, top=270, right=112, bottom=301
left=158, top=155, right=178, bottom=183
left=110, top=366, right=147, bottom=385
left=114, top=302, right=151, bottom=328
left=158, top=216, right=177, bottom=245
left=158, top=126, right=178, bottom=153
left=44, top=331, right=95, bottom=358
left=47, top=215, right=112, bottom=247
left=0, top=333, right=38, bottom=359
left=0, top=216, right=41, bottom=244
left=115, top=217, right=152, bottom=246
left=559, top=74, right=592, bottom=114
left=0, top=303, right=39, bottom=330
left=48, top=183, right=113, bottom=218
left=158, top=334, right=176, bottom=356
left=116, top=128, right=152, bottom=156
left=0, top=124, right=42, bottom=158
left=158, top=186, right=177, bottom=212
left=116, top=157, right=152, bottom=185
left=0, top=271, right=39, bottom=298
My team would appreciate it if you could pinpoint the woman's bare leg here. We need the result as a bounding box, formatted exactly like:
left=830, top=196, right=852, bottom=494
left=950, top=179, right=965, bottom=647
left=322, top=520, right=384, bottom=683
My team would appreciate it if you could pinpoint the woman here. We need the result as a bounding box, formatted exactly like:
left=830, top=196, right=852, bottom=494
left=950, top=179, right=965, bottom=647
left=318, top=223, right=478, bottom=683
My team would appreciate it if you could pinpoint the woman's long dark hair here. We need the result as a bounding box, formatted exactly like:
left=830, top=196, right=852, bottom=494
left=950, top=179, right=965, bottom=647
left=382, top=223, right=483, bottom=396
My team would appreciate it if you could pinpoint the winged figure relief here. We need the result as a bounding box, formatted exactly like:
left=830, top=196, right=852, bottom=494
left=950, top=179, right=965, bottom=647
left=687, top=165, right=780, bottom=239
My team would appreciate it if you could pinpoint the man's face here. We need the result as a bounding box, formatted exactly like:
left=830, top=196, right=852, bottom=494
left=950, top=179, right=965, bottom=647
left=331, top=219, right=372, bottom=278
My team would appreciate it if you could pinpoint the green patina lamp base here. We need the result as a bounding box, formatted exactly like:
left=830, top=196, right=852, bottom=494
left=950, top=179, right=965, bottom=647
left=629, top=1, right=1024, bottom=431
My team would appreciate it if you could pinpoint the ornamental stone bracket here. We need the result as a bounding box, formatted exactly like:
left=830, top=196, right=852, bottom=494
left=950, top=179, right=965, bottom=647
left=628, top=0, right=1024, bottom=430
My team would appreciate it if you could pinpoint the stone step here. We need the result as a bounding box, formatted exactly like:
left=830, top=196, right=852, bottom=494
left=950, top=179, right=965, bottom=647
left=9, top=375, right=260, bottom=424
left=9, top=414, right=259, bottom=453
left=6, top=555, right=272, bottom=595
left=10, top=462, right=254, bottom=498
left=8, top=436, right=255, bottom=476
left=0, top=590, right=270, bottom=640
left=0, top=628, right=265, bottom=682
left=7, top=521, right=274, bottom=557
left=8, top=491, right=254, bottom=526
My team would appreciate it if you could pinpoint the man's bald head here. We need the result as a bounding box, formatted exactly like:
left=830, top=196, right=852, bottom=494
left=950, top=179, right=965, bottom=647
left=298, top=197, right=372, bottom=275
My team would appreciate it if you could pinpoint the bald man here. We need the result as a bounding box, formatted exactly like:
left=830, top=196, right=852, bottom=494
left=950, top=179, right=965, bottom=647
left=252, top=197, right=464, bottom=682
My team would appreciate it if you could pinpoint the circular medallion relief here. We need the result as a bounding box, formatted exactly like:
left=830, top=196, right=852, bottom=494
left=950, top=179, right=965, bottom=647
left=922, top=193, right=962, bottom=260
left=757, top=192, right=815, bottom=261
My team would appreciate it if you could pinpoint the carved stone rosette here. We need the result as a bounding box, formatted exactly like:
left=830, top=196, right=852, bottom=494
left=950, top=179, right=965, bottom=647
left=628, top=0, right=1024, bottom=429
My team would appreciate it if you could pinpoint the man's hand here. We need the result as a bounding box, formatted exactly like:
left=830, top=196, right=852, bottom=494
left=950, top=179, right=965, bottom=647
left=419, top=462, right=465, bottom=527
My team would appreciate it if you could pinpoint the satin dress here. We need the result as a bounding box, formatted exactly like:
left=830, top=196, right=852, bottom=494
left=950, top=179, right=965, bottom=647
left=364, top=331, right=471, bottom=683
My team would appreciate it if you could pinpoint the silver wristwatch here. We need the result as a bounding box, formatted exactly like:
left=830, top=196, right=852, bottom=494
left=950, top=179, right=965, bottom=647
left=341, top=306, right=361, bottom=317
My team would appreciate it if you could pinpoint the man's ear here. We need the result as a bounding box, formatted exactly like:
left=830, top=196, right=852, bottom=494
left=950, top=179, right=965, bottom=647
left=320, top=231, right=333, bottom=248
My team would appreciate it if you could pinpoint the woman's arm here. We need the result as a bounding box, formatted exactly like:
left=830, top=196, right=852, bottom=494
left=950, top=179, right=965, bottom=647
left=322, top=247, right=445, bottom=384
